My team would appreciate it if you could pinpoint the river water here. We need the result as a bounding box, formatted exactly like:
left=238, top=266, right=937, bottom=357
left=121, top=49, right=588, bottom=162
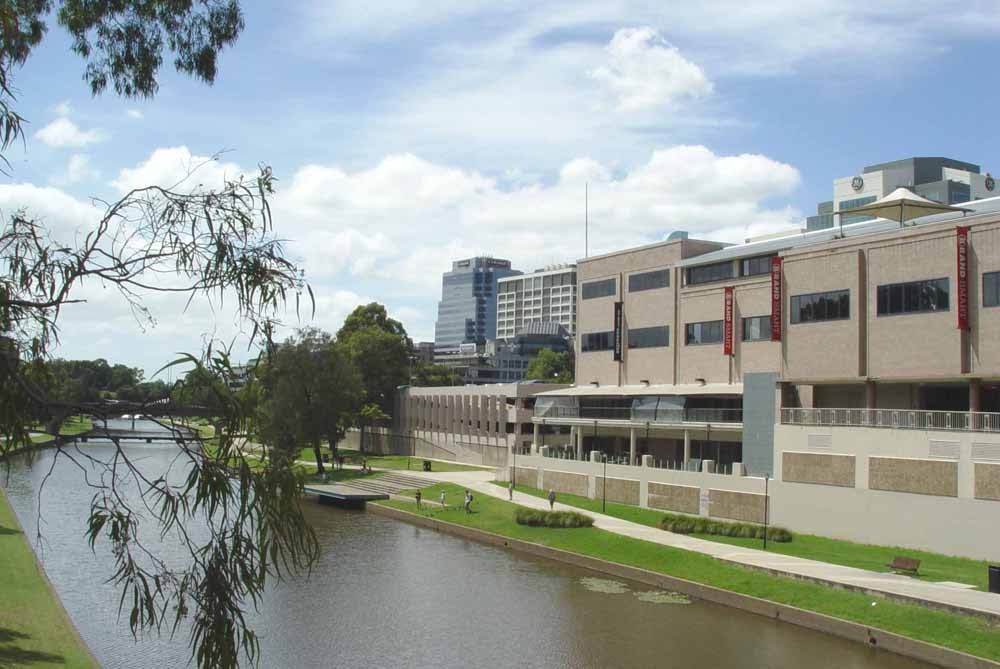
left=2, top=422, right=931, bottom=668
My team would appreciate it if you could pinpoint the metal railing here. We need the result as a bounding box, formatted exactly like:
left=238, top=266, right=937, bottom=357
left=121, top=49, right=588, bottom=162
left=537, top=406, right=743, bottom=424
left=781, top=407, right=1000, bottom=433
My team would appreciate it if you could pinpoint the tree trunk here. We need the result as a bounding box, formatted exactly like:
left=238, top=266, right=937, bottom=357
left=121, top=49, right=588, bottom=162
left=359, top=422, right=366, bottom=454
left=313, top=439, right=325, bottom=475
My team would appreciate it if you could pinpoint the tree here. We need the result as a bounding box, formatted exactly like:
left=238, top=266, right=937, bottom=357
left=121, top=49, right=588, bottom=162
left=336, top=304, right=410, bottom=415
left=524, top=348, right=574, bottom=384
left=258, top=329, right=361, bottom=473
left=412, top=362, right=462, bottom=387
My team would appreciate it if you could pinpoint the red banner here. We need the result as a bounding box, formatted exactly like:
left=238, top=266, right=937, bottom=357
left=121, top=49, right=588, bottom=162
left=723, top=286, right=734, bottom=356
left=770, top=256, right=783, bottom=341
left=957, top=226, right=969, bottom=331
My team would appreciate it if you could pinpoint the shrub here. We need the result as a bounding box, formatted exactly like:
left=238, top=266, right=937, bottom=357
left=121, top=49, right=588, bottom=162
left=656, top=512, right=792, bottom=543
left=515, top=507, right=594, bottom=528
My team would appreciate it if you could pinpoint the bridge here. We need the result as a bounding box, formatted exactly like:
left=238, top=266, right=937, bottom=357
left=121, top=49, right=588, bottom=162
left=77, top=425, right=201, bottom=444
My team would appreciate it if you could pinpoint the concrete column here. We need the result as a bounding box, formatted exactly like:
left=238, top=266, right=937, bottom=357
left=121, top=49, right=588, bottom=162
left=702, top=460, right=715, bottom=474
left=533, top=422, right=540, bottom=450
left=629, top=428, right=637, bottom=466
left=866, top=380, right=877, bottom=410
left=590, top=450, right=602, bottom=463
left=641, top=454, right=653, bottom=467
left=683, top=429, right=691, bottom=467
left=970, top=379, right=982, bottom=413
left=576, top=428, right=584, bottom=461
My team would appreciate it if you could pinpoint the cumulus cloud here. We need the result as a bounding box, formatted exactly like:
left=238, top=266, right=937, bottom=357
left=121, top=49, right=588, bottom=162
left=111, top=146, right=245, bottom=194
left=590, top=27, right=713, bottom=111
left=34, top=117, right=108, bottom=148
left=51, top=100, right=72, bottom=117
left=52, top=154, right=99, bottom=185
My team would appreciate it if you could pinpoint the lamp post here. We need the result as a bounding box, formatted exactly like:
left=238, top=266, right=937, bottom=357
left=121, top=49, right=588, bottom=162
left=602, top=453, right=608, bottom=513
left=763, top=474, right=770, bottom=551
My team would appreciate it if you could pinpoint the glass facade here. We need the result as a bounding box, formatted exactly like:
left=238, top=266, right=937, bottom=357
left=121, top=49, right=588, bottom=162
left=627, top=325, right=669, bottom=349
left=876, top=278, right=949, bottom=316
left=433, top=257, right=520, bottom=353
left=839, top=195, right=877, bottom=225
left=628, top=269, right=670, bottom=292
left=685, top=320, right=723, bottom=345
left=790, top=290, right=850, bottom=324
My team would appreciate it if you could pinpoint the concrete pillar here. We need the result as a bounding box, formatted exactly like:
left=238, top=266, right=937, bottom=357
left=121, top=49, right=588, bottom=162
left=683, top=429, right=691, bottom=467
left=629, top=428, right=637, bottom=466
left=970, top=379, right=982, bottom=413
left=533, top=422, right=540, bottom=450
left=731, top=462, right=746, bottom=477
left=590, top=450, right=602, bottom=463
left=575, top=428, right=584, bottom=461
left=702, top=460, right=715, bottom=474
left=866, top=380, right=877, bottom=410
left=641, top=454, right=653, bottom=468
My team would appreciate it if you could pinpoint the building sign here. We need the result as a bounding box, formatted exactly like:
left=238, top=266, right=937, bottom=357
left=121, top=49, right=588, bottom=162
left=613, top=301, right=623, bottom=361
left=957, top=226, right=970, bottom=331
left=770, top=256, right=783, bottom=341
left=723, top=287, right=734, bottom=356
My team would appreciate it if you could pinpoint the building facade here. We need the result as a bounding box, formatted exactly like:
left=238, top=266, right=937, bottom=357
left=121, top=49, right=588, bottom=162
left=516, top=198, right=1000, bottom=560
left=807, top=157, right=996, bottom=231
left=496, top=264, right=577, bottom=339
left=433, top=257, right=521, bottom=355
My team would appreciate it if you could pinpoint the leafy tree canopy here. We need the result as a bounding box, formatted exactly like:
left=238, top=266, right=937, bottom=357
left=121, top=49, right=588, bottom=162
left=335, top=302, right=408, bottom=341
left=524, top=348, right=574, bottom=384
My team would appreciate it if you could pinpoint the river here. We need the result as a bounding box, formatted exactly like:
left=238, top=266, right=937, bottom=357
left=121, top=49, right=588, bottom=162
left=2, top=421, right=931, bottom=668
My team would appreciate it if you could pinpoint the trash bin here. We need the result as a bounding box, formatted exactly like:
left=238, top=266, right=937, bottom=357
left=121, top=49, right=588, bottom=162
left=990, top=565, right=1000, bottom=594
left=423, top=460, right=432, bottom=472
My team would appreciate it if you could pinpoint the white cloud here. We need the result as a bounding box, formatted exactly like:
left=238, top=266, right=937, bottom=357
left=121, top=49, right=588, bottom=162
left=590, top=27, right=713, bottom=111
left=111, top=146, right=245, bottom=194
left=52, top=154, right=99, bottom=186
left=34, top=117, right=107, bottom=148
left=126, top=109, right=144, bottom=119
left=50, top=100, right=72, bottom=117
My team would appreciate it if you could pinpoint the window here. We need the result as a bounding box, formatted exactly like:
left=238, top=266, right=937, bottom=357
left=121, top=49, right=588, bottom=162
left=685, top=320, right=723, bottom=345
left=686, top=261, right=734, bottom=286
left=740, top=254, right=776, bottom=277
left=582, top=278, right=616, bottom=300
left=581, top=331, right=614, bottom=352
left=790, top=290, right=850, bottom=324
left=985, top=271, right=1000, bottom=308
left=628, top=269, right=670, bottom=292
left=741, top=316, right=771, bottom=342
left=876, top=278, right=949, bottom=316
left=628, top=326, right=669, bottom=349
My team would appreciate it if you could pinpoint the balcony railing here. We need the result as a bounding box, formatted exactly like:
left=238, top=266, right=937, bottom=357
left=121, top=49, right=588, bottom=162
left=537, top=407, right=743, bottom=424
left=781, top=407, right=1000, bottom=433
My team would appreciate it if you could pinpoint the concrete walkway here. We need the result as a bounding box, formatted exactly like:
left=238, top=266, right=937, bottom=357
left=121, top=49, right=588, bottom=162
left=391, top=468, right=1000, bottom=621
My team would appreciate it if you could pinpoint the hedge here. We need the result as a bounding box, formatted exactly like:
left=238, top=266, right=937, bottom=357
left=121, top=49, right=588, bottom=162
left=515, top=508, right=594, bottom=528
left=657, top=512, right=792, bottom=542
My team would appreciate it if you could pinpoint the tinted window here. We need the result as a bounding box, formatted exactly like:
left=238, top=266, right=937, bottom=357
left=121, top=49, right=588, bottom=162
left=790, top=290, right=850, bottom=324
left=876, top=278, right=949, bottom=316
left=582, top=278, right=616, bottom=300
left=685, top=320, right=723, bottom=345
left=984, top=272, right=1000, bottom=308
left=741, top=316, right=771, bottom=342
left=581, top=331, right=614, bottom=352
left=628, top=269, right=670, bottom=292
left=740, top=255, right=776, bottom=277
left=628, top=326, right=669, bottom=349
left=686, top=261, right=734, bottom=286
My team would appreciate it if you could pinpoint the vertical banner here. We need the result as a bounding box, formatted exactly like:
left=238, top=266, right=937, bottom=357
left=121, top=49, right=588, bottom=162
left=770, top=256, right=783, bottom=341
left=723, top=286, right=734, bottom=356
left=957, top=226, right=970, bottom=331
left=613, top=301, right=624, bottom=361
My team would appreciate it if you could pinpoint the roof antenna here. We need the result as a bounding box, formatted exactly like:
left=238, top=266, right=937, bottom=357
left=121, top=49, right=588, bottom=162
left=585, top=182, right=589, bottom=258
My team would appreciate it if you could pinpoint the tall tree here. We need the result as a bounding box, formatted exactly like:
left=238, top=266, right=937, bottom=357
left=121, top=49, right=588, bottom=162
left=336, top=302, right=408, bottom=341
left=258, top=329, right=361, bottom=473
left=524, top=348, right=574, bottom=384
left=336, top=304, right=410, bottom=414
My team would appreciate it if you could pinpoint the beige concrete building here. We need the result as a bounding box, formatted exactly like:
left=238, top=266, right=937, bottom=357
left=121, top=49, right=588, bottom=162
left=517, top=196, right=1000, bottom=560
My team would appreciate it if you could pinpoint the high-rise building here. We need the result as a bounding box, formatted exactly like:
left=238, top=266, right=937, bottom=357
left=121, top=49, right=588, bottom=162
left=807, top=157, right=996, bottom=231
left=496, top=264, right=577, bottom=340
left=433, top=257, right=521, bottom=355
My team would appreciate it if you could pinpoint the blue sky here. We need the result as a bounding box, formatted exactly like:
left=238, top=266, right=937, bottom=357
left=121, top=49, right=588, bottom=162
left=4, top=1, right=1000, bottom=376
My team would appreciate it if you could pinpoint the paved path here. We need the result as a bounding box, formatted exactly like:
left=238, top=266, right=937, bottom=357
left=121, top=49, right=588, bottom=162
left=389, top=468, right=1000, bottom=621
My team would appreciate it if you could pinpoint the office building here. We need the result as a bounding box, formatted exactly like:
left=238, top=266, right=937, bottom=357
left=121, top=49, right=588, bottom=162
left=497, top=264, right=577, bottom=339
left=807, top=157, right=996, bottom=231
left=433, top=257, right=521, bottom=355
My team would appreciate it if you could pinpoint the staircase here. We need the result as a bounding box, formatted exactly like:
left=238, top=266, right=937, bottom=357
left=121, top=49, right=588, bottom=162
left=335, top=472, right=437, bottom=496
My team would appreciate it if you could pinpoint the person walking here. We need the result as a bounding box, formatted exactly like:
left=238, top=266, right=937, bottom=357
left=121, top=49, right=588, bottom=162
left=415, top=489, right=422, bottom=509
left=547, top=489, right=556, bottom=510
left=439, top=490, right=446, bottom=508
left=464, top=490, right=473, bottom=514
left=508, top=480, right=514, bottom=501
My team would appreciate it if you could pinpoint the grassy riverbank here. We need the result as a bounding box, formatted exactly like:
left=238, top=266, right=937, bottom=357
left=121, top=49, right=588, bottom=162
left=0, top=487, right=96, bottom=668
left=497, top=481, right=992, bottom=590
left=303, top=447, right=493, bottom=473
left=380, top=483, right=1000, bottom=662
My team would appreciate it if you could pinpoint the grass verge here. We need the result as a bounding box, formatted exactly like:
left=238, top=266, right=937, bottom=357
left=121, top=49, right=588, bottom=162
left=0, top=487, right=97, bottom=668
left=382, top=483, right=1000, bottom=662
left=497, top=481, right=992, bottom=590
left=302, top=447, right=493, bottom=473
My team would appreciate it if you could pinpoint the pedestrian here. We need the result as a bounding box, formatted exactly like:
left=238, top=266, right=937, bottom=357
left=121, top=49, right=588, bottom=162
left=415, top=489, right=422, bottom=508
left=464, top=489, right=473, bottom=514
left=362, top=458, right=368, bottom=473
left=439, top=490, right=446, bottom=508
left=548, top=489, right=556, bottom=510
left=508, top=480, right=514, bottom=501
left=338, top=454, right=345, bottom=470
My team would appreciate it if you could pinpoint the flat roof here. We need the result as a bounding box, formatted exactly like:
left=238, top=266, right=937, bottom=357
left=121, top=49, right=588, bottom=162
left=576, top=236, right=726, bottom=265
left=534, top=383, right=743, bottom=397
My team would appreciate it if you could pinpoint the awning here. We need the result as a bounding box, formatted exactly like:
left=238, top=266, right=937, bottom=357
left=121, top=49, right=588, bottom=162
left=533, top=383, right=743, bottom=398
left=836, top=187, right=971, bottom=225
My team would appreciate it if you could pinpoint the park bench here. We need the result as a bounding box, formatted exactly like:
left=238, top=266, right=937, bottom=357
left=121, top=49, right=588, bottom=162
left=887, top=556, right=921, bottom=575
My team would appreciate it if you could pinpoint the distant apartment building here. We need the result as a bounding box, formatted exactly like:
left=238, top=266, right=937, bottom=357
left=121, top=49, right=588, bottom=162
left=414, top=341, right=435, bottom=364
left=435, top=324, right=573, bottom=385
left=807, top=157, right=996, bottom=231
left=433, top=257, right=521, bottom=355
left=496, top=264, right=577, bottom=339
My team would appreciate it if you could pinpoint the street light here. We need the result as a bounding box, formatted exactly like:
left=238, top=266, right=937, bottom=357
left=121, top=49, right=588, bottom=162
left=602, top=452, right=608, bottom=513
left=763, top=474, right=770, bottom=551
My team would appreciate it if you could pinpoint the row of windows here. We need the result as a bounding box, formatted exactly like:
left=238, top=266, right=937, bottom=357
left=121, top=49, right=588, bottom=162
left=581, top=278, right=616, bottom=300
left=581, top=331, right=614, bottom=352
left=876, top=278, right=949, bottom=316
left=685, top=320, right=723, bottom=345
left=628, top=326, right=669, bottom=348
left=628, top=269, right=670, bottom=292
left=686, top=261, right=733, bottom=286
left=740, top=254, right=775, bottom=277
left=790, top=290, right=850, bottom=324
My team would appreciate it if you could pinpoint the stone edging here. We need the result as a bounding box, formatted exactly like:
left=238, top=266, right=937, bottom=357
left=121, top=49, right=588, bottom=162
left=0, top=486, right=99, bottom=667
left=368, top=502, right=1000, bottom=669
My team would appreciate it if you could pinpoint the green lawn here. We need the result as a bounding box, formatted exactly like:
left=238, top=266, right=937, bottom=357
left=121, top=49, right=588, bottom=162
left=498, top=481, right=992, bottom=590
left=0, top=487, right=97, bottom=668
left=300, top=447, right=493, bottom=473
left=380, top=484, right=1000, bottom=663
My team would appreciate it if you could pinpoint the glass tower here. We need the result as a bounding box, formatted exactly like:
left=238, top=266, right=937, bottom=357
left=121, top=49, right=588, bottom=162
left=433, top=257, right=521, bottom=355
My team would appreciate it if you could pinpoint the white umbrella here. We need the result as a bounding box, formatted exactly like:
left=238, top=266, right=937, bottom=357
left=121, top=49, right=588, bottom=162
left=836, top=187, right=971, bottom=231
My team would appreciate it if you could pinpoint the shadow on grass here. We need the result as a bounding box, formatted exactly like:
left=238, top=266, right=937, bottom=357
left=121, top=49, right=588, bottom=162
left=0, top=627, right=66, bottom=666
left=0, top=524, right=21, bottom=536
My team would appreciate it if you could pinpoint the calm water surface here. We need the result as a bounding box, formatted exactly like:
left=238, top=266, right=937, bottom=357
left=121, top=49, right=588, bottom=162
left=3, top=422, right=932, bottom=669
